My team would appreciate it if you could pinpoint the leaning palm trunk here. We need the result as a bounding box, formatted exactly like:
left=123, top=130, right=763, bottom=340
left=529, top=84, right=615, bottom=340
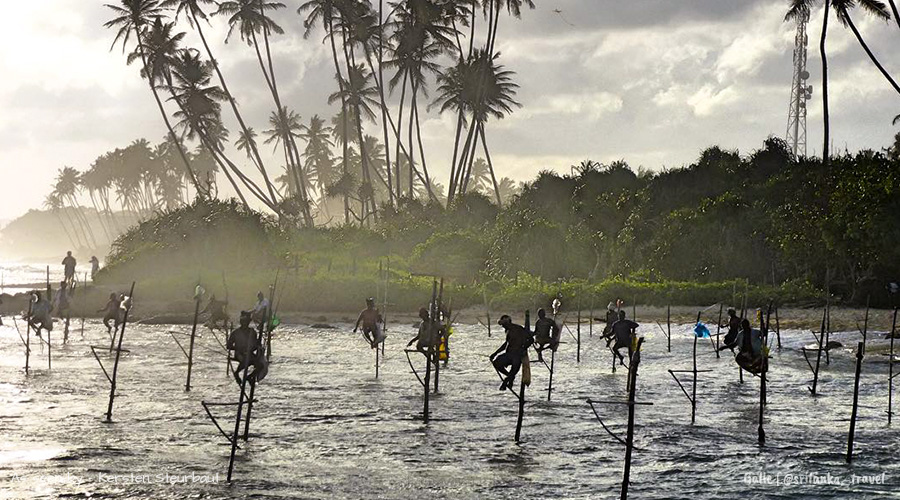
left=844, top=13, right=900, bottom=95
left=364, top=47, right=395, bottom=207
left=394, top=72, right=409, bottom=199
left=412, top=86, right=434, bottom=200
left=479, top=125, right=503, bottom=205
left=327, top=14, right=351, bottom=224
left=68, top=195, right=100, bottom=248
left=132, top=27, right=204, bottom=198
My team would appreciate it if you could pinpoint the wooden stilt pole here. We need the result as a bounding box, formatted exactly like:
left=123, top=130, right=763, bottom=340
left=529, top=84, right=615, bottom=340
left=423, top=280, right=437, bottom=423
left=620, top=337, right=645, bottom=500
left=758, top=304, right=772, bottom=445
left=576, top=308, right=581, bottom=364
left=243, top=283, right=274, bottom=441
left=847, top=341, right=865, bottom=463
left=227, top=345, right=252, bottom=483
left=809, top=306, right=826, bottom=395
left=667, top=304, right=672, bottom=353
left=434, top=279, right=444, bottom=393
left=691, top=312, right=701, bottom=423
left=862, top=295, right=870, bottom=343
left=889, top=307, right=898, bottom=424
left=186, top=292, right=201, bottom=391
left=774, top=305, right=781, bottom=349
left=515, top=310, right=530, bottom=443
left=106, top=282, right=135, bottom=422
left=25, top=299, right=32, bottom=374
left=715, top=303, right=723, bottom=356
left=483, top=289, right=491, bottom=338
left=547, top=348, right=555, bottom=402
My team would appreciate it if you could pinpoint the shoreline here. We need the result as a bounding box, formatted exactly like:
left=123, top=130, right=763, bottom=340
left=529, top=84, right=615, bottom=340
left=2, top=287, right=896, bottom=333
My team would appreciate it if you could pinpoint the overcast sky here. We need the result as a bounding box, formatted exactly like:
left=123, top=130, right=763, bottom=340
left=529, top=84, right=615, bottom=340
left=1, top=0, right=899, bottom=221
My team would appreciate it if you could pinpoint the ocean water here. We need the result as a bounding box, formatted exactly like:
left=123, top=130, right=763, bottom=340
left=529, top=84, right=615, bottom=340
left=0, top=262, right=94, bottom=294
left=0, top=315, right=898, bottom=499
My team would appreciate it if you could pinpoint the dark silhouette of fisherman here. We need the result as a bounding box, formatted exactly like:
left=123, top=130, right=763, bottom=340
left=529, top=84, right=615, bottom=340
left=490, top=315, right=532, bottom=390
left=606, top=310, right=639, bottom=366
left=718, top=308, right=741, bottom=351
left=98, top=292, right=121, bottom=334
left=202, top=294, right=229, bottom=328
left=62, top=251, right=76, bottom=287
left=228, top=311, right=268, bottom=384
left=26, top=291, right=53, bottom=334
left=354, top=297, right=383, bottom=349
left=533, top=308, right=560, bottom=361
left=407, top=307, right=439, bottom=353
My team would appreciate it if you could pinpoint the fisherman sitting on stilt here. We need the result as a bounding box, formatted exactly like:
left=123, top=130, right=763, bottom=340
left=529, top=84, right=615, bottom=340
left=354, top=297, right=384, bottom=349
left=533, top=308, right=560, bottom=362
left=490, top=315, right=532, bottom=390
left=605, top=310, right=638, bottom=367
left=250, top=291, right=270, bottom=327
left=227, top=311, right=268, bottom=384
left=203, top=294, right=229, bottom=329
left=98, top=292, right=122, bottom=335
left=26, top=291, right=54, bottom=335
left=597, top=302, right=617, bottom=337
left=53, top=281, right=71, bottom=319
left=407, top=307, right=440, bottom=353
left=734, top=318, right=765, bottom=374
left=718, top=308, right=741, bottom=351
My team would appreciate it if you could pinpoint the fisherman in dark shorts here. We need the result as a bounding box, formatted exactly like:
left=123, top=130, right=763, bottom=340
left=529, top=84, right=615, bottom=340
left=718, top=308, right=741, bottom=351
left=227, top=311, right=268, bottom=384
left=533, top=308, right=560, bottom=361
left=407, top=307, right=438, bottom=353
left=354, top=297, right=383, bottom=349
left=98, top=292, right=121, bottom=334
left=490, top=315, right=533, bottom=390
left=607, top=310, right=639, bottom=367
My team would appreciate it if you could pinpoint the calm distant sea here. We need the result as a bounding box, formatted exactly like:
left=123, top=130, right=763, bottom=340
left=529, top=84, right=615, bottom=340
left=0, top=261, right=94, bottom=294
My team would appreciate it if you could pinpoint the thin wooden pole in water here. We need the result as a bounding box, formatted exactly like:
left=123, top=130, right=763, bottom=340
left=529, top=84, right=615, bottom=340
left=547, top=347, right=556, bottom=402
left=862, top=295, right=870, bottom=343
left=243, top=306, right=269, bottom=441
left=847, top=340, right=865, bottom=463
left=692, top=311, right=700, bottom=423
left=483, top=288, right=491, bottom=338
left=667, top=304, right=673, bottom=353
left=25, top=298, right=32, bottom=374
left=889, top=307, right=898, bottom=425
left=576, top=308, right=581, bottom=364
left=185, top=292, right=201, bottom=391
left=715, top=303, right=723, bottom=355
left=758, top=304, right=772, bottom=445
left=515, top=310, right=530, bottom=443
left=621, top=337, right=645, bottom=500
left=434, top=279, right=444, bottom=393
left=423, top=279, right=437, bottom=423
left=810, top=306, right=826, bottom=395
left=106, top=282, right=135, bottom=422
left=227, top=346, right=252, bottom=483
left=774, top=305, right=781, bottom=349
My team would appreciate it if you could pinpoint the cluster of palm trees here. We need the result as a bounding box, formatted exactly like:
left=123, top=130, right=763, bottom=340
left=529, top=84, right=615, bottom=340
left=44, top=137, right=216, bottom=249
left=785, top=0, right=900, bottom=164
left=103, top=0, right=530, bottom=227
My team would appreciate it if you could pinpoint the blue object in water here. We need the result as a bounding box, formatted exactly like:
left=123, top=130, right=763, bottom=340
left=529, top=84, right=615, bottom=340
left=694, top=322, right=710, bottom=338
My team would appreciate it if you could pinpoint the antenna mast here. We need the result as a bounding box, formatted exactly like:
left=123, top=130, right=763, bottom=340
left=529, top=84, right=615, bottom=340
left=786, top=11, right=812, bottom=158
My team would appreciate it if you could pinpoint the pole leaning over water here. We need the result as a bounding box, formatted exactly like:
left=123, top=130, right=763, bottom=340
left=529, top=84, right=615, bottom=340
left=758, top=303, right=772, bottom=445
left=621, top=337, right=645, bottom=500
left=185, top=288, right=201, bottom=391
left=106, top=282, right=135, bottom=423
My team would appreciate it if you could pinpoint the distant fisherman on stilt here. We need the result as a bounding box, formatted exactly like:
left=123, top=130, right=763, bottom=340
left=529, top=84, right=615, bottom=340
left=605, top=310, right=638, bottom=367
left=26, top=291, right=54, bottom=334
left=203, top=294, right=229, bottom=329
left=354, top=297, right=385, bottom=349
left=718, top=308, right=741, bottom=351
left=491, top=315, right=532, bottom=390
left=407, top=307, right=438, bottom=353
left=98, top=292, right=122, bottom=334
left=62, top=251, right=76, bottom=288
left=227, top=311, right=268, bottom=384
left=250, top=291, right=270, bottom=326
left=533, top=308, right=560, bottom=362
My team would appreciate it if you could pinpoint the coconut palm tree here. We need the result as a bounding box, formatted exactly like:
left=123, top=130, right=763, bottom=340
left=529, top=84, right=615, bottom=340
left=264, top=106, right=307, bottom=199
left=214, top=0, right=300, bottom=213
left=299, top=115, right=336, bottom=213
left=44, top=193, right=79, bottom=249
left=299, top=0, right=352, bottom=223
left=163, top=0, right=276, bottom=204
left=104, top=0, right=203, bottom=194
left=831, top=1, right=900, bottom=96
left=433, top=48, right=519, bottom=204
